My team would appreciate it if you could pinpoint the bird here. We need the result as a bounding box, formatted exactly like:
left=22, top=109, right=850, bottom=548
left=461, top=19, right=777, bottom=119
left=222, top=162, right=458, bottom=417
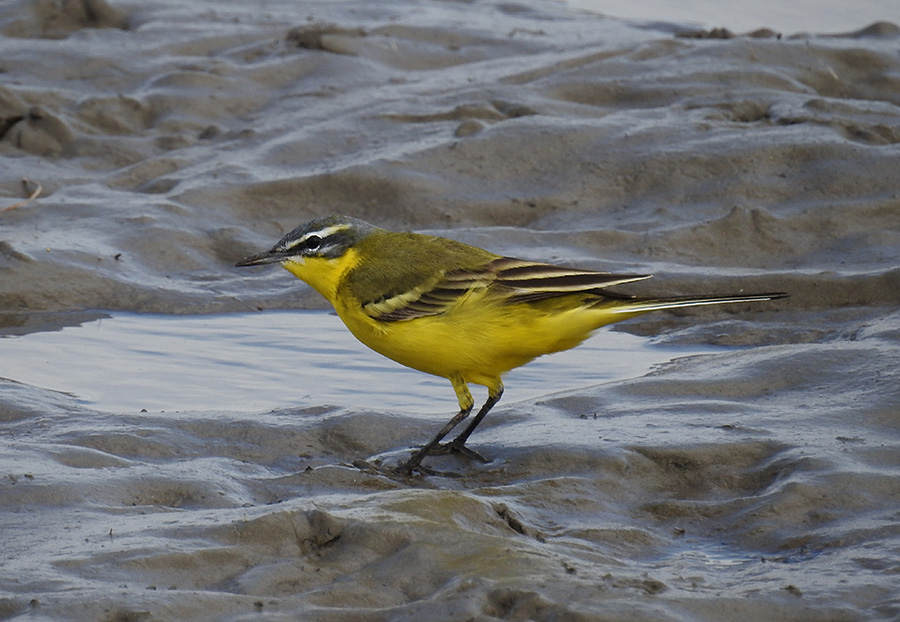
left=236, top=215, right=787, bottom=474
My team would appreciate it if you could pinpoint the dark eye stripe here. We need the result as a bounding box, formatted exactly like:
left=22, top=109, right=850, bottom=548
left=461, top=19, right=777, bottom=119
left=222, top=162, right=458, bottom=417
left=275, top=221, right=365, bottom=260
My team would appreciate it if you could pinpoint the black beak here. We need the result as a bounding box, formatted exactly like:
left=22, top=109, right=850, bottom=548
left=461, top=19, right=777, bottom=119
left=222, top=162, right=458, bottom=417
left=235, top=249, right=287, bottom=267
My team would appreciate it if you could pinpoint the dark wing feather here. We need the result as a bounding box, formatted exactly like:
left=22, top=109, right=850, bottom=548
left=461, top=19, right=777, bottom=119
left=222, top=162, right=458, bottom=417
left=489, top=258, right=650, bottom=302
left=363, top=256, right=651, bottom=322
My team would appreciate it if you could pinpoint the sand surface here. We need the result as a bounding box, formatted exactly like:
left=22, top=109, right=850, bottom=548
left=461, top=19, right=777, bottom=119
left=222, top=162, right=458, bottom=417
left=1, top=0, right=899, bottom=620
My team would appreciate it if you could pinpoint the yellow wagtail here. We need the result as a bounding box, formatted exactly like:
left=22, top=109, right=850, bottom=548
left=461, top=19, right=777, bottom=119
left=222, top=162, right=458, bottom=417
left=236, top=215, right=786, bottom=474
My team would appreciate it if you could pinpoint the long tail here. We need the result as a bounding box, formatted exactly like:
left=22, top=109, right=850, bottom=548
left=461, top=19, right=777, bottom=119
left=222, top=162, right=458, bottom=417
left=607, top=292, right=788, bottom=315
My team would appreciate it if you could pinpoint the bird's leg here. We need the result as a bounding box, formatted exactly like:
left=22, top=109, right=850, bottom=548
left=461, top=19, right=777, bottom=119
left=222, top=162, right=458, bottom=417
left=400, top=376, right=473, bottom=474
left=437, top=383, right=503, bottom=461
left=400, top=405, right=472, bottom=473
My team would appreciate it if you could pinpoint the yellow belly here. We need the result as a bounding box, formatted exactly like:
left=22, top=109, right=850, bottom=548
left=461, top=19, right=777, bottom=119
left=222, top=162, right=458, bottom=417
left=333, top=287, right=619, bottom=390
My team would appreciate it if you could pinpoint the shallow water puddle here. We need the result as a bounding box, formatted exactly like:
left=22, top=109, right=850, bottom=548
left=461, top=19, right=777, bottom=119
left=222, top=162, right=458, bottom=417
left=0, top=311, right=715, bottom=413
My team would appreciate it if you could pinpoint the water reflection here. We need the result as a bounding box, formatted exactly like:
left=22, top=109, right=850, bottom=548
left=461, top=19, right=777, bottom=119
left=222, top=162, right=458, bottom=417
left=0, top=311, right=715, bottom=414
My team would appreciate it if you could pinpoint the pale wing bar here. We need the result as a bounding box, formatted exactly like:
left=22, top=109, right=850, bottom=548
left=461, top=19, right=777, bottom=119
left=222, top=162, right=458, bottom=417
left=490, top=258, right=650, bottom=295
left=364, top=256, right=653, bottom=322
left=365, top=271, right=490, bottom=321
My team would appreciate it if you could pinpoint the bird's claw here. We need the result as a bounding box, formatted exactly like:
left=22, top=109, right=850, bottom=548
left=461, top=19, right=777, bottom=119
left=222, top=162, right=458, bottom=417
left=429, top=440, right=489, bottom=463
left=395, top=460, right=461, bottom=478
left=388, top=440, right=490, bottom=478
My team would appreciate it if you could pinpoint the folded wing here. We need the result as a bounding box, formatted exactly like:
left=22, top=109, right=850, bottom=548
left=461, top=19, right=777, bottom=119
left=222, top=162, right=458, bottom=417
left=363, top=257, right=651, bottom=322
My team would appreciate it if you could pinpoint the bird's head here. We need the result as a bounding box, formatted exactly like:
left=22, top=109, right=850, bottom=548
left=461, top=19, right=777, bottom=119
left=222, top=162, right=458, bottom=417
left=236, top=215, right=377, bottom=301
left=236, top=215, right=376, bottom=268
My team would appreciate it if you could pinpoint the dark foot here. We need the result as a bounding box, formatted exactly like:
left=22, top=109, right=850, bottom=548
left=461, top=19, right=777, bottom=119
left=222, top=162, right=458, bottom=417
left=351, top=457, right=458, bottom=478
left=429, top=440, right=490, bottom=463
left=394, top=459, right=461, bottom=478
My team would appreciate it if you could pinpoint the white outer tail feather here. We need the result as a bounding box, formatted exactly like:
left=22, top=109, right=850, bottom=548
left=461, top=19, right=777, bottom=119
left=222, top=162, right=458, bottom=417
left=610, top=294, right=785, bottom=314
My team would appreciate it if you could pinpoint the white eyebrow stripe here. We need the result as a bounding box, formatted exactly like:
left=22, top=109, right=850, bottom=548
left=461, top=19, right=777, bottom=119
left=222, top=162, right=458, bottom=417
left=281, top=224, right=350, bottom=250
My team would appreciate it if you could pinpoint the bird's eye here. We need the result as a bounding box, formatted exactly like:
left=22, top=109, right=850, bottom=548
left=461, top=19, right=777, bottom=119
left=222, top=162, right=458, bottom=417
left=304, top=235, right=321, bottom=251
